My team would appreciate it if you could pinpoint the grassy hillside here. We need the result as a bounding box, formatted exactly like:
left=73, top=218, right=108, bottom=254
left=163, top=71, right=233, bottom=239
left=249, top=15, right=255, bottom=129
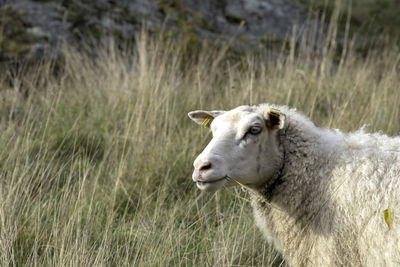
left=0, top=25, right=399, bottom=266
left=299, top=0, right=400, bottom=46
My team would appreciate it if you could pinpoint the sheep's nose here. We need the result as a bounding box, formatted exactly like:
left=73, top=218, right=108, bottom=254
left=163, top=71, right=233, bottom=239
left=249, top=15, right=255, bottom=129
left=198, top=162, right=212, bottom=173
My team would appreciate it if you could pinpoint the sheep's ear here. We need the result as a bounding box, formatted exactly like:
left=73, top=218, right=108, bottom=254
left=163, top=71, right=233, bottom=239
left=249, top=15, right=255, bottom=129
left=266, top=108, right=286, bottom=130
left=188, top=110, right=225, bottom=128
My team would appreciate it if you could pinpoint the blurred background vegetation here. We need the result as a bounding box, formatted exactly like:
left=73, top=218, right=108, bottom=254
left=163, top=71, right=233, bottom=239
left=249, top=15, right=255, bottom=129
left=1, top=0, right=399, bottom=65
left=299, top=0, right=400, bottom=40
left=0, top=0, right=399, bottom=266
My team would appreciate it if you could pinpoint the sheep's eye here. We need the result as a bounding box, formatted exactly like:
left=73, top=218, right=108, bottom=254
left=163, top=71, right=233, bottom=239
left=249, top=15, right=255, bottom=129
left=249, top=126, right=262, bottom=135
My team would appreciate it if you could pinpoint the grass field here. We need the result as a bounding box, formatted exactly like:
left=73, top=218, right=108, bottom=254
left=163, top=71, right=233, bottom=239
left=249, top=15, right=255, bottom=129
left=0, top=22, right=399, bottom=266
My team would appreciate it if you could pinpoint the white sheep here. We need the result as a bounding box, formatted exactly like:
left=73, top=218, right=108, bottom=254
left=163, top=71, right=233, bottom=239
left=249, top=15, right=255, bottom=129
left=188, top=104, right=400, bottom=267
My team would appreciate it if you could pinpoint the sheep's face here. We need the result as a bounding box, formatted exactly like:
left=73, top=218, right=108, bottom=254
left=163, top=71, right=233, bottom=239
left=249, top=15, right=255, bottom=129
left=189, top=106, right=285, bottom=192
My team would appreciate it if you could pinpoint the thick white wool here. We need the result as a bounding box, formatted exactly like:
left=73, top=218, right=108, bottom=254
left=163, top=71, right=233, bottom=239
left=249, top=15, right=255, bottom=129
left=251, top=104, right=400, bottom=266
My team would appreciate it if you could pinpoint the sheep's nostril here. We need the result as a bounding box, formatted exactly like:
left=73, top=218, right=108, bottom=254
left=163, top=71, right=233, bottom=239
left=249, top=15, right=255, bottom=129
left=199, top=162, right=212, bottom=172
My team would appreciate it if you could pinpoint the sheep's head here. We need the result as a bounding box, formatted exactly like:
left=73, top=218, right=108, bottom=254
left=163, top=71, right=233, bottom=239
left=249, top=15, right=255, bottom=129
left=188, top=105, right=285, bottom=192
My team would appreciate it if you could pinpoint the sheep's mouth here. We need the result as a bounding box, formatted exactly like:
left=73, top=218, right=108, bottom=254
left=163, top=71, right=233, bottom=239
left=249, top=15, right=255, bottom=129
left=196, top=176, right=227, bottom=185
left=196, top=176, right=227, bottom=191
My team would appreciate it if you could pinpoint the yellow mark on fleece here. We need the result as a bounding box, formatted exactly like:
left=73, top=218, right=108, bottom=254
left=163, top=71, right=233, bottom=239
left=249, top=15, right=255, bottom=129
left=202, top=116, right=212, bottom=127
left=384, top=208, right=392, bottom=229
left=346, top=141, right=354, bottom=149
left=345, top=141, right=361, bottom=150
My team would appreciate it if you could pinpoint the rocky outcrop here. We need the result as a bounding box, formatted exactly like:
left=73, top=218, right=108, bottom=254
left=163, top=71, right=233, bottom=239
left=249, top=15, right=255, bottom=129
left=0, top=0, right=309, bottom=61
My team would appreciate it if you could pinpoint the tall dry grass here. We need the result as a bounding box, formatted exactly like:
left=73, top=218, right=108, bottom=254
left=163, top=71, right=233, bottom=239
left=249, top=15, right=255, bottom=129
left=0, top=23, right=399, bottom=266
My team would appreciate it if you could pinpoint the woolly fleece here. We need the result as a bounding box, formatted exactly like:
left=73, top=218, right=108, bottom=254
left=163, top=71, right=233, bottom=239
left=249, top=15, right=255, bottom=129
left=250, top=104, right=400, bottom=266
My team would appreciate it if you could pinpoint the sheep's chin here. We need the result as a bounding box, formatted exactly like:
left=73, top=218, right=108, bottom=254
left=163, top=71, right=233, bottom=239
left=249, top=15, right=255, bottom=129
left=196, top=178, right=227, bottom=192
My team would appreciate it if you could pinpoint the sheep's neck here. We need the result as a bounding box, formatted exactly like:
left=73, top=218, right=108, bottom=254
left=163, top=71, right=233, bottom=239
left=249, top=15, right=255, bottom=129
left=249, top=121, right=340, bottom=263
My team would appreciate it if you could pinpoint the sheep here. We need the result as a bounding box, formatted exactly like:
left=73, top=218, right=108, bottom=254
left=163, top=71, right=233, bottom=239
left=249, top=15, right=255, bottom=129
left=188, top=104, right=400, bottom=267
